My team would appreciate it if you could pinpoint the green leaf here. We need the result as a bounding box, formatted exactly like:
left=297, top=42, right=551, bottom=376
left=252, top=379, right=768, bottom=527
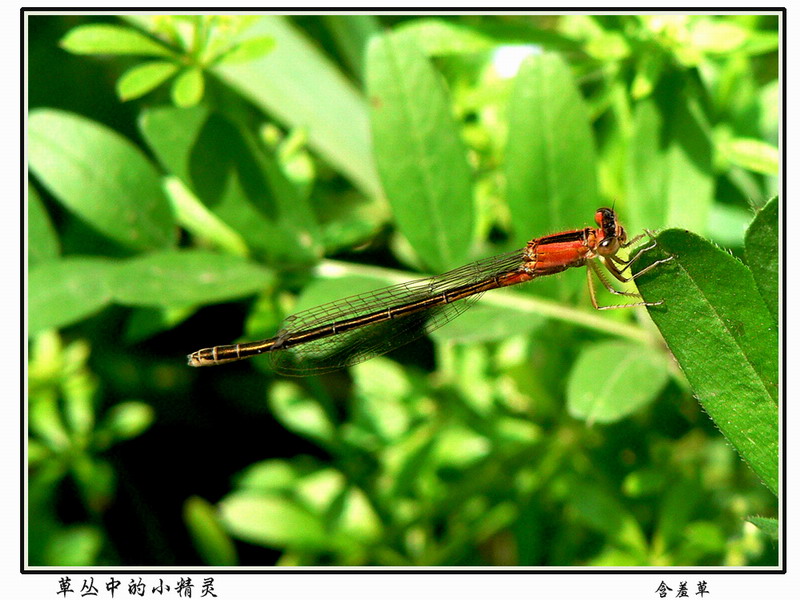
left=28, top=109, right=176, bottom=251
left=626, top=93, right=714, bottom=236
left=721, top=137, right=779, bottom=176
left=28, top=183, right=60, bottom=266
left=635, top=230, right=778, bottom=494
left=431, top=303, right=544, bottom=344
left=29, top=258, right=116, bottom=335
left=689, top=19, right=749, bottom=54
left=216, top=36, right=276, bottom=64
left=366, top=34, right=474, bottom=272
left=211, top=16, right=381, bottom=198
left=268, top=382, right=336, bottom=443
left=505, top=53, right=598, bottom=301
left=744, top=196, right=778, bottom=323
left=102, top=401, right=154, bottom=441
left=138, top=104, right=210, bottom=183
left=506, top=54, right=599, bottom=246
left=171, top=68, right=205, bottom=108
left=111, top=250, right=274, bottom=307
left=234, top=459, right=311, bottom=492
left=584, top=31, right=630, bottom=61
left=184, top=496, right=238, bottom=565
left=117, top=61, right=179, bottom=101
left=351, top=358, right=413, bottom=441
left=746, top=516, right=778, bottom=541
left=567, top=341, right=669, bottom=424
left=218, top=491, right=334, bottom=550
left=60, top=24, right=174, bottom=57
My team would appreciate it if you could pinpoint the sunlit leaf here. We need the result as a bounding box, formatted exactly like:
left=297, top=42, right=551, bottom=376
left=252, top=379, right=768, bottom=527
left=211, top=16, right=381, bottom=198
left=171, top=67, right=205, bottom=107
left=28, top=109, right=176, bottom=251
left=60, top=24, right=174, bottom=57
left=218, top=492, right=338, bottom=550
left=216, top=36, right=275, bottom=64
left=117, top=61, right=179, bottom=100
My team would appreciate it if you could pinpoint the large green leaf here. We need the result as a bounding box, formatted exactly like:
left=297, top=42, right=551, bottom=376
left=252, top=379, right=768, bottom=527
left=268, top=382, right=336, bottom=444
left=635, top=230, right=778, bottom=494
left=28, top=109, right=176, bottom=251
left=366, top=35, right=474, bottom=272
left=506, top=54, right=599, bottom=247
left=626, top=91, right=714, bottom=235
left=744, top=196, right=779, bottom=324
left=111, top=250, right=275, bottom=307
left=28, top=258, right=116, bottom=335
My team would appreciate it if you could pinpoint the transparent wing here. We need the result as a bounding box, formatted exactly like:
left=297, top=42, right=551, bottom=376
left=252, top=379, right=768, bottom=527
left=269, top=249, right=528, bottom=375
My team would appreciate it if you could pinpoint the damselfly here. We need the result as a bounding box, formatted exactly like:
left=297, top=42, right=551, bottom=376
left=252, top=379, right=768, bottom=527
left=188, top=208, right=671, bottom=375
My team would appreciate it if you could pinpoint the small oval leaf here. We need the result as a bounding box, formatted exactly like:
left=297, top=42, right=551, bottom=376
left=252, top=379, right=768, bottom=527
left=184, top=496, right=238, bottom=566
left=218, top=492, right=332, bottom=550
left=117, top=61, right=179, bottom=101
left=60, top=24, right=175, bottom=57
left=171, top=68, right=205, bottom=108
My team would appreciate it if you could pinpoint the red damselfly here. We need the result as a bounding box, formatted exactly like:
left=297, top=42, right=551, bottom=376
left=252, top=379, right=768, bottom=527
left=188, top=208, right=671, bottom=375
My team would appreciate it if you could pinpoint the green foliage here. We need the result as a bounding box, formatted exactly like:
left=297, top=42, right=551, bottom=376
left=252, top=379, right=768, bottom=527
left=60, top=17, right=275, bottom=106
left=28, top=13, right=779, bottom=567
left=28, top=331, right=154, bottom=565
